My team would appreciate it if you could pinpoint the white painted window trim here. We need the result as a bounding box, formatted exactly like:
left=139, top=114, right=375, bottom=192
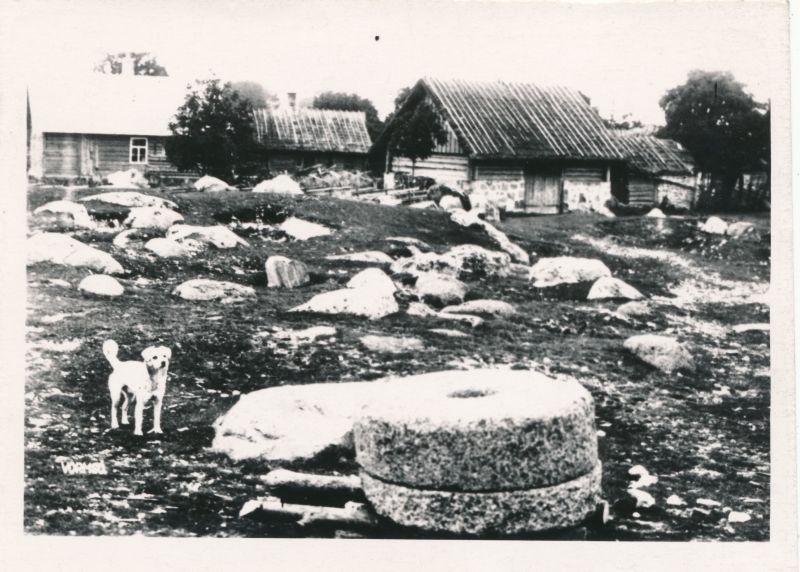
left=130, top=137, right=148, bottom=164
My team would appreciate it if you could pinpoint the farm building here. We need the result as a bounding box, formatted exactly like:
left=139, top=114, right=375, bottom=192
left=27, top=75, right=187, bottom=181
left=375, top=77, right=631, bottom=214
left=252, top=98, right=372, bottom=173
left=614, top=130, right=697, bottom=209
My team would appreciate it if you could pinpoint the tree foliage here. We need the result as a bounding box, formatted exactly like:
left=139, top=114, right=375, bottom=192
left=387, top=97, right=448, bottom=171
left=311, top=91, right=383, bottom=141
left=658, top=70, right=769, bottom=208
left=603, top=113, right=644, bottom=130
left=166, top=79, right=263, bottom=180
left=94, top=52, right=168, bottom=76
left=231, top=81, right=279, bottom=109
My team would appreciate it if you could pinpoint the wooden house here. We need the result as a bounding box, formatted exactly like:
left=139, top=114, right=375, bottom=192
left=28, top=75, right=186, bottom=180
left=614, top=130, right=697, bottom=209
left=375, top=78, right=631, bottom=214
left=252, top=101, right=372, bottom=173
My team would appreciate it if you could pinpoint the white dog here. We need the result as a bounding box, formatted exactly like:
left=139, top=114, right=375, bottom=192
left=103, top=339, right=171, bottom=435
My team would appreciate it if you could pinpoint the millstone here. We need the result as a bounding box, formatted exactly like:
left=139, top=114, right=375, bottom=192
left=354, top=369, right=598, bottom=490
left=360, top=462, right=602, bottom=536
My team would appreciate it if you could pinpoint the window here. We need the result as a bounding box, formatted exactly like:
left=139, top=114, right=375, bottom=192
left=130, top=137, right=148, bottom=163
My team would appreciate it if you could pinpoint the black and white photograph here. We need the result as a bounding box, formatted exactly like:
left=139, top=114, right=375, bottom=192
left=0, top=0, right=796, bottom=567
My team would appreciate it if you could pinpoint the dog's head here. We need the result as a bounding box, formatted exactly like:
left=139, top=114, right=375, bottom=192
left=141, top=346, right=172, bottom=372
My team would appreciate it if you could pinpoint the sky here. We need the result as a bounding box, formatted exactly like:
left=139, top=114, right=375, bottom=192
left=14, top=0, right=789, bottom=126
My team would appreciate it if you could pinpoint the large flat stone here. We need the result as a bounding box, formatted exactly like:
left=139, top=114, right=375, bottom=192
left=360, top=462, right=602, bottom=536
left=354, top=369, right=598, bottom=490
left=529, top=257, right=611, bottom=288
left=623, top=334, right=695, bottom=373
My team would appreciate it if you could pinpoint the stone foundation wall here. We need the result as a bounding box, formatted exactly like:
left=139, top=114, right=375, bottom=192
left=562, top=180, right=612, bottom=212
left=656, top=176, right=696, bottom=209
left=468, top=177, right=526, bottom=212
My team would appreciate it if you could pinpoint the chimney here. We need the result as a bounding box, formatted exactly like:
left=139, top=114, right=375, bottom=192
left=287, top=92, right=296, bottom=109
left=120, top=55, right=134, bottom=76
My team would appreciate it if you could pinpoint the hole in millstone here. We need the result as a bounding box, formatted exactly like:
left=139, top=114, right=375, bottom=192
left=447, top=388, right=497, bottom=399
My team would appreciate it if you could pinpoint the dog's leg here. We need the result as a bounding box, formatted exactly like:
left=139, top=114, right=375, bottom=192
left=109, top=385, right=121, bottom=430
left=133, top=397, right=145, bottom=436
left=120, top=392, right=130, bottom=425
left=150, top=394, right=163, bottom=434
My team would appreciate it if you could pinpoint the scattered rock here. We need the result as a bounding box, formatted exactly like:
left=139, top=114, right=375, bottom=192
left=439, top=195, right=464, bottom=211
left=407, top=302, right=439, bottom=317
left=437, top=313, right=484, bottom=327
left=645, top=208, right=666, bottom=218
left=616, top=301, right=651, bottom=318
left=193, top=175, right=235, bottom=192
left=623, top=334, right=695, bottom=373
left=48, top=279, right=71, bottom=288
left=27, top=233, right=124, bottom=274
left=727, top=221, right=758, bottom=240
left=727, top=511, right=751, bottom=523
left=265, top=256, right=310, bottom=289
left=253, top=175, right=303, bottom=195
left=145, top=238, right=199, bottom=258
left=428, top=328, right=469, bottom=338
left=326, top=251, right=393, bottom=264
left=666, top=494, right=686, bottom=507
left=392, top=244, right=511, bottom=281
left=441, top=299, right=516, bottom=317
left=731, top=323, right=770, bottom=334
left=106, top=168, right=149, bottom=188
left=410, top=200, right=438, bottom=210
left=700, top=216, right=728, bottom=235
left=414, top=272, right=468, bottom=306
left=123, top=207, right=184, bottom=230
left=587, top=277, right=644, bottom=301
left=166, top=224, right=249, bottom=249
left=279, top=217, right=332, bottom=240
left=173, top=279, right=256, bottom=303
left=529, top=257, right=612, bottom=288
left=361, top=464, right=601, bottom=536
left=346, top=268, right=397, bottom=297
left=112, top=228, right=147, bottom=249
left=385, top=236, right=433, bottom=253
left=33, top=201, right=95, bottom=229
left=290, top=269, right=398, bottom=319
left=80, top=191, right=177, bottom=210
left=377, top=196, right=403, bottom=206
left=360, top=335, right=425, bottom=354
left=696, top=498, right=721, bottom=508
left=450, top=210, right=530, bottom=264
left=211, top=381, right=382, bottom=464
left=78, top=274, right=124, bottom=297
left=628, top=465, right=658, bottom=489
left=628, top=489, right=656, bottom=508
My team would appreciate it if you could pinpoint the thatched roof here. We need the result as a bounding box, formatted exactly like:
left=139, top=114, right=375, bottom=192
left=380, top=77, right=629, bottom=161
left=252, top=107, right=372, bottom=154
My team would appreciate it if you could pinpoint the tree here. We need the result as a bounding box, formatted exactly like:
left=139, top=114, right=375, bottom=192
left=166, top=79, right=263, bottom=180
left=311, top=91, right=383, bottom=141
left=603, top=113, right=644, bottom=130
left=231, top=81, right=279, bottom=109
left=94, top=52, right=168, bottom=76
left=387, top=97, right=448, bottom=176
left=658, top=70, right=769, bottom=209
left=381, top=86, right=413, bottom=128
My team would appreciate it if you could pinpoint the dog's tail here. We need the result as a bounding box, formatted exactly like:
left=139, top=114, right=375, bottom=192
left=102, top=339, right=120, bottom=369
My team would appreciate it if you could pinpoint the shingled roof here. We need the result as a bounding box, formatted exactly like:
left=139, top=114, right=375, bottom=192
left=395, top=77, right=629, bottom=161
left=252, top=107, right=372, bottom=154
left=614, top=131, right=695, bottom=176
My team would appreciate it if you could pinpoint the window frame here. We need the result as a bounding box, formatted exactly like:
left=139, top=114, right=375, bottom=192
left=129, top=137, right=148, bottom=164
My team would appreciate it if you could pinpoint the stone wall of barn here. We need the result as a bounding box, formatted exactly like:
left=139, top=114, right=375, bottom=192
left=468, top=164, right=526, bottom=211
left=561, top=166, right=612, bottom=213
left=655, top=175, right=696, bottom=209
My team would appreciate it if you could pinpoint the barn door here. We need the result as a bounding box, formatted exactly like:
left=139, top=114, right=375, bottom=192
left=524, top=167, right=562, bottom=213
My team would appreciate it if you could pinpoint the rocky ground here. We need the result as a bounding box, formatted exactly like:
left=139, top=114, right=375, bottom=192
left=24, top=185, right=770, bottom=539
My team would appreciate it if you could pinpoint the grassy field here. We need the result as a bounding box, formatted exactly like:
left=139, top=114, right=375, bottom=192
left=24, top=186, right=770, bottom=539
